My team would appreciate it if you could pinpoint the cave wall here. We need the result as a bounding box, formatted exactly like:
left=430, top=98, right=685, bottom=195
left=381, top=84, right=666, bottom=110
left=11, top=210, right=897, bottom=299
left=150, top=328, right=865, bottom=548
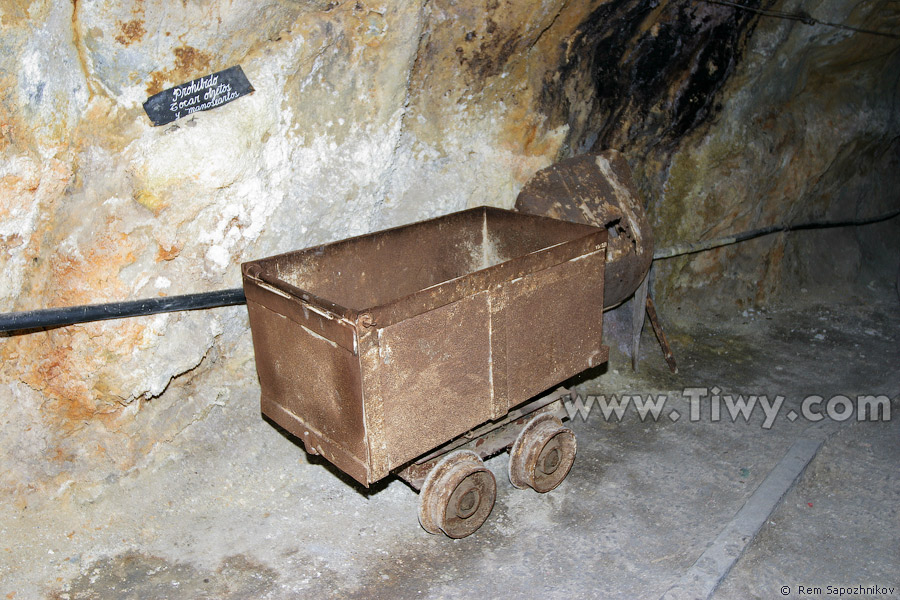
left=539, top=0, right=900, bottom=309
left=1, top=0, right=897, bottom=499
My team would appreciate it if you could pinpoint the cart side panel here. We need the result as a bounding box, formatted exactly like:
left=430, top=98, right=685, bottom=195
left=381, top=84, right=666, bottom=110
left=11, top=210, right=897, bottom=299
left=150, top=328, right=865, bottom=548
left=245, top=298, right=370, bottom=484
left=503, top=249, right=608, bottom=407
left=369, top=291, right=493, bottom=470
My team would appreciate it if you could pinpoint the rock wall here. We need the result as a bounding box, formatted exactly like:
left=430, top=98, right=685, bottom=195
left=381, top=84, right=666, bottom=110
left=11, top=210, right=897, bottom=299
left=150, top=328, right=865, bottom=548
left=535, top=0, right=900, bottom=309
left=649, top=0, right=900, bottom=309
left=1, top=0, right=898, bottom=498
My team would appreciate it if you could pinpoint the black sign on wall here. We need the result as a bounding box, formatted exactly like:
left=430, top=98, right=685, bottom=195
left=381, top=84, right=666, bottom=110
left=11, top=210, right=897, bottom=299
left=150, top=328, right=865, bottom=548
left=142, top=65, right=255, bottom=127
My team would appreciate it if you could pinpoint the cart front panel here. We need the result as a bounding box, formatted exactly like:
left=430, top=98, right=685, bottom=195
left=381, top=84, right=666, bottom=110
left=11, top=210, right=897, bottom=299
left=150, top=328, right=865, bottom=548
left=372, top=291, right=493, bottom=469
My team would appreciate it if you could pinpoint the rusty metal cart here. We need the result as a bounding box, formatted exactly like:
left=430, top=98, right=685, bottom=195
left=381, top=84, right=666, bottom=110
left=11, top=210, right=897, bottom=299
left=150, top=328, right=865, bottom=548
left=241, top=206, right=608, bottom=538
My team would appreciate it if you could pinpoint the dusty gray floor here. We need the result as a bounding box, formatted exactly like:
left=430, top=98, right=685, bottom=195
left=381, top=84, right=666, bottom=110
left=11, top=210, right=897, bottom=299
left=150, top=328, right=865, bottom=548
left=2, top=284, right=898, bottom=599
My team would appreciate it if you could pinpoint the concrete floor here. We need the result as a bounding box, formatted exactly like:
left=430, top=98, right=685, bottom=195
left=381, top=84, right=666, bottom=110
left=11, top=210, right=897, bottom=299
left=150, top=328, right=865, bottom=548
left=2, top=284, right=898, bottom=599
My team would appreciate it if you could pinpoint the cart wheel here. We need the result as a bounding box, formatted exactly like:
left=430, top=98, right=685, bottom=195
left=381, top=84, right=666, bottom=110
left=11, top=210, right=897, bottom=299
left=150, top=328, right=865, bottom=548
left=509, top=413, right=576, bottom=493
left=418, top=450, right=496, bottom=539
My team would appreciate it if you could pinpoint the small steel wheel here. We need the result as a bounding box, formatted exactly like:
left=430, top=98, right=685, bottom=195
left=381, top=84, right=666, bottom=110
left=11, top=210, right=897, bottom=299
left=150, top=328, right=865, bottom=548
left=418, top=450, right=497, bottom=538
left=509, top=413, right=576, bottom=493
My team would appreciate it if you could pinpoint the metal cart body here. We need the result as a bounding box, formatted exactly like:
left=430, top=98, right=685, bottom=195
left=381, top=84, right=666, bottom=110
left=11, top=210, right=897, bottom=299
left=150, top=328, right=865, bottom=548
left=242, top=207, right=608, bottom=488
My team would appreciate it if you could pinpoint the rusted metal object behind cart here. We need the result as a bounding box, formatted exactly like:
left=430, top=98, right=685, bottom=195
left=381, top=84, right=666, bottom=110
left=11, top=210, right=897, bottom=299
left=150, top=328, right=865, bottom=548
left=515, top=150, right=652, bottom=309
left=242, top=207, right=608, bottom=535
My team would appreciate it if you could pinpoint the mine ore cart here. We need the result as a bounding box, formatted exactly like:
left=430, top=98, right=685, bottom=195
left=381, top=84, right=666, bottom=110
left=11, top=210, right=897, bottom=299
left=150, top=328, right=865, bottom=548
left=242, top=206, right=608, bottom=537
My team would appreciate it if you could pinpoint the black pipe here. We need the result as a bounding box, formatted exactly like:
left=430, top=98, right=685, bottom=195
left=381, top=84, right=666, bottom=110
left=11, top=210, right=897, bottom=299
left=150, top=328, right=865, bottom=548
left=2, top=207, right=898, bottom=335
left=0, top=288, right=246, bottom=334
left=653, top=207, right=900, bottom=259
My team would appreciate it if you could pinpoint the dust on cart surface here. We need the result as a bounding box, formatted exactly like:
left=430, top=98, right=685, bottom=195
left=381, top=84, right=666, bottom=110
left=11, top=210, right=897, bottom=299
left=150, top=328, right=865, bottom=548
left=242, top=207, right=608, bottom=486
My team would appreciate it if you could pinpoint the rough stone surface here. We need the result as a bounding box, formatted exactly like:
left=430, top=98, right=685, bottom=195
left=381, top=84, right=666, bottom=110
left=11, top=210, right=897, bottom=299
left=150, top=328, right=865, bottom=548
left=0, top=0, right=898, bottom=529
left=642, top=0, right=900, bottom=309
